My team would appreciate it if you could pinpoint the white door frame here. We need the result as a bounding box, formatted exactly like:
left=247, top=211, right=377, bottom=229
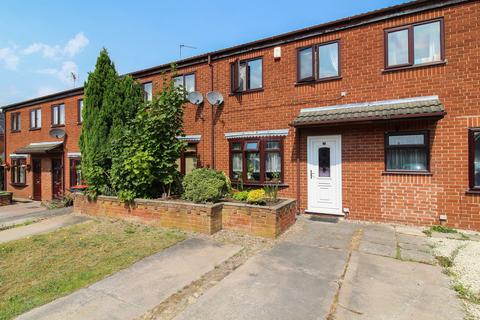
left=307, top=135, right=343, bottom=215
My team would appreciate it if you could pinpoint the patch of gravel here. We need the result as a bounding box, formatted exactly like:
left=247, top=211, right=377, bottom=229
left=429, top=237, right=480, bottom=319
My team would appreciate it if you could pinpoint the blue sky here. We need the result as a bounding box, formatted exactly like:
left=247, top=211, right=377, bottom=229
left=0, top=0, right=404, bottom=106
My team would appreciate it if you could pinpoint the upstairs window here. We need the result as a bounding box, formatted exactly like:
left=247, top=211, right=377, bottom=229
left=11, top=158, right=26, bottom=185
left=229, top=139, right=283, bottom=184
left=173, top=73, right=195, bottom=93
left=78, top=99, right=83, bottom=123
left=297, top=41, right=340, bottom=82
left=30, top=109, right=42, bottom=129
left=143, top=82, right=152, bottom=102
left=469, top=129, right=480, bottom=191
left=231, top=58, right=263, bottom=93
left=51, top=104, right=65, bottom=126
left=385, top=132, right=429, bottom=172
left=11, top=112, right=21, bottom=132
left=385, top=19, right=443, bottom=69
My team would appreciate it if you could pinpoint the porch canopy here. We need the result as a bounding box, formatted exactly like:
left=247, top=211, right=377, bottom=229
left=291, top=96, right=445, bottom=127
left=15, top=141, right=63, bottom=154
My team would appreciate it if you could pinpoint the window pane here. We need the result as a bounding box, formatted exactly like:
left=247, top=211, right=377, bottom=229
left=246, top=152, right=260, bottom=181
left=79, top=100, right=83, bottom=123
left=173, top=76, right=183, bottom=88
left=475, top=132, right=480, bottom=187
left=299, top=47, right=313, bottom=80
left=239, top=63, right=247, bottom=91
left=265, top=141, right=280, bottom=150
left=319, top=43, right=339, bottom=78
left=143, top=82, right=152, bottom=101
left=387, top=149, right=427, bottom=171
left=184, top=74, right=195, bottom=93
left=36, top=110, right=42, bottom=128
left=59, top=104, right=65, bottom=124
left=185, top=155, right=197, bottom=175
left=231, top=142, right=242, bottom=151
left=388, top=29, right=409, bottom=66
left=53, top=107, right=59, bottom=125
left=318, top=147, right=331, bottom=177
left=30, top=111, right=35, bottom=128
left=265, top=152, right=281, bottom=181
left=232, top=153, right=243, bottom=180
left=388, top=134, right=425, bottom=146
left=414, top=21, right=441, bottom=65
left=245, top=142, right=258, bottom=150
left=248, top=59, right=262, bottom=89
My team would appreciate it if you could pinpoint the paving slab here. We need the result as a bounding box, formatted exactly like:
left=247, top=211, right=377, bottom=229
left=17, top=238, right=241, bottom=320
left=0, top=214, right=90, bottom=243
left=0, top=203, right=73, bottom=227
left=335, top=252, right=464, bottom=320
left=175, top=240, right=347, bottom=320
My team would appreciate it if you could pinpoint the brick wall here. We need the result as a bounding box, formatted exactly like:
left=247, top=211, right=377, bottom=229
left=74, top=195, right=297, bottom=238
left=4, top=1, right=480, bottom=229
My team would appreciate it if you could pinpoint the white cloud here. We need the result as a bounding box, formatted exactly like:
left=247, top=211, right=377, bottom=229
left=23, top=32, right=89, bottom=59
left=36, top=86, right=60, bottom=97
left=38, top=61, right=78, bottom=84
left=64, top=33, right=89, bottom=57
left=0, top=47, right=19, bottom=70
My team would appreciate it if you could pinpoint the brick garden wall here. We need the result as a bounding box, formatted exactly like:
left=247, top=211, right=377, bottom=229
left=74, top=195, right=297, bottom=238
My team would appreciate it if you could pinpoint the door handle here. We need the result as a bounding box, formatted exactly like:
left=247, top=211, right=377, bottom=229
left=310, top=170, right=313, bottom=179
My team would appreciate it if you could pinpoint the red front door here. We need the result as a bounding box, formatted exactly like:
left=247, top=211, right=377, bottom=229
left=32, top=159, right=42, bottom=201
left=52, top=159, right=63, bottom=199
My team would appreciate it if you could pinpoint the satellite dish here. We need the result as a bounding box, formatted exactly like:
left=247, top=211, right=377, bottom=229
left=206, top=91, right=224, bottom=106
left=187, top=91, right=203, bottom=105
left=49, top=128, right=66, bottom=139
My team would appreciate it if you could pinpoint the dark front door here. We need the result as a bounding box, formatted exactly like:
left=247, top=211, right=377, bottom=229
left=52, top=159, right=63, bottom=199
left=32, top=159, right=42, bottom=201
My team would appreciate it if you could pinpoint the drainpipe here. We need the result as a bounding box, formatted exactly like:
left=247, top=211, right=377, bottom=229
left=2, top=109, right=6, bottom=191
left=296, top=127, right=301, bottom=213
left=208, top=54, right=215, bottom=169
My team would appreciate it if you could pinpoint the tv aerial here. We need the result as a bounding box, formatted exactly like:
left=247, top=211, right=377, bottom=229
left=206, top=91, right=224, bottom=106
left=187, top=91, right=204, bottom=105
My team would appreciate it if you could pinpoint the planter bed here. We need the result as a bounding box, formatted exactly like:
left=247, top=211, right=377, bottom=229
left=74, top=195, right=297, bottom=238
left=0, top=192, right=13, bottom=206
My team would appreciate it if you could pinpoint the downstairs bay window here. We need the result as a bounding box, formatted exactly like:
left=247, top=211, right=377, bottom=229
left=385, top=131, right=429, bottom=173
left=229, top=139, right=283, bottom=184
left=469, top=129, right=480, bottom=191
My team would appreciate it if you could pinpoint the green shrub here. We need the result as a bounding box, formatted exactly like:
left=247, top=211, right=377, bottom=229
left=431, top=225, right=457, bottom=234
left=247, top=189, right=266, bottom=204
left=232, top=190, right=248, bottom=202
left=182, top=168, right=230, bottom=203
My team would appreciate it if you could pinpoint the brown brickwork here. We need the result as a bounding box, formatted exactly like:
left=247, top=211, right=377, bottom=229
left=4, top=1, right=480, bottom=230
left=73, top=195, right=296, bottom=238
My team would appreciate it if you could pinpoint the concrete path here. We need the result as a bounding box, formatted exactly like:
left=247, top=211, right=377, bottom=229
left=175, top=217, right=464, bottom=320
left=0, top=213, right=90, bottom=243
left=17, top=238, right=241, bottom=320
left=0, top=201, right=73, bottom=227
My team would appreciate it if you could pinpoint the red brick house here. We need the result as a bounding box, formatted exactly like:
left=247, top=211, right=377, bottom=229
left=2, top=0, right=480, bottom=229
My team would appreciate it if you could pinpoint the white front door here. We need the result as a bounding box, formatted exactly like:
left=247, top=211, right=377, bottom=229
left=307, top=135, right=342, bottom=215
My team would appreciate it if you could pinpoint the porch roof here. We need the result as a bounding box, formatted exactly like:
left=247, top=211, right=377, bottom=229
left=15, top=141, right=63, bottom=154
left=291, top=96, right=445, bottom=127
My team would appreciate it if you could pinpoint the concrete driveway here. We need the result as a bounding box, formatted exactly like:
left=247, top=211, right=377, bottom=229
left=175, top=216, right=464, bottom=320
left=0, top=201, right=72, bottom=227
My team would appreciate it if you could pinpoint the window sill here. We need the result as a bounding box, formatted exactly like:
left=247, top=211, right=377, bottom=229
left=10, top=183, right=27, bottom=187
left=382, top=171, right=432, bottom=176
left=466, top=189, right=480, bottom=195
left=231, top=182, right=289, bottom=188
left=10, top=130, right=21, bottom=133
left=51, top=124, right=65, bottom=128
left=229, top=88, right=264, bottom=96
left=77, top=122, right=82, bottom=125
left=295, top=76, right=342, bottom=86
left=382, top=60, right=447, bottom=73
left=29, top=128, right=41, bottom=131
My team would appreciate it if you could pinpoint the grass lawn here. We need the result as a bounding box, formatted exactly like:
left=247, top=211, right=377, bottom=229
left=0, top=218, right=186, bottom=320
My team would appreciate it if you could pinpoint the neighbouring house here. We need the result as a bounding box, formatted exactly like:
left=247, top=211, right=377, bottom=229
left=1, top=0, right=480, bottom=229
